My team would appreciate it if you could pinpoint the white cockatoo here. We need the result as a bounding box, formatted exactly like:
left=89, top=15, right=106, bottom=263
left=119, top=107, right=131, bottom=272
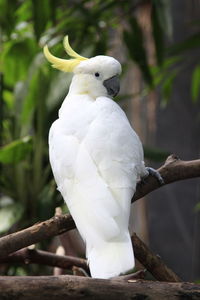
left=44, top=37, right=163, bottom=279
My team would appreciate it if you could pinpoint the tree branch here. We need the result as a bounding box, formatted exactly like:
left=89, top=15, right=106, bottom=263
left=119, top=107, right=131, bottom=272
left=0, top=214, right=75, bottom=259
left=132, top=154, right=200, bottom=202
left=0, top=275, right=199, bottom=300
left=131, top=233, right=180, bottom=282
left=0, top=248, right=89, bottom=273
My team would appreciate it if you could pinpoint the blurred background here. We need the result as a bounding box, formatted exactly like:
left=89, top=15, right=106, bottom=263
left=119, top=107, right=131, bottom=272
left=0, top=0, right=199, bottom=281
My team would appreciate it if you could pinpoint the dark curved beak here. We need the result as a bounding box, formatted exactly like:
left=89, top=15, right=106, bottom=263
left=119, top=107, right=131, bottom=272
left=103, top=75, right=120, bottom=97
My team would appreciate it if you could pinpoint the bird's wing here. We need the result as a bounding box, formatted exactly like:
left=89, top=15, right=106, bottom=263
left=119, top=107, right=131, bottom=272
left=49, top=118, right=120, bottom=247
left=82, top=97, right=143, bottom=234
left=84, top=96, right=146, bottom=188
left=49, top=120, right=80, bottom=198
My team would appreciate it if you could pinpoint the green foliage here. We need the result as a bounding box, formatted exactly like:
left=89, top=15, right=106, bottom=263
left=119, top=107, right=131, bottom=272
left=161, top=70, right=177, bottom=106
left=0, top=1, right=19, bottom=36
left=164, top=32, right=200, bottom=104
left=0, top=136, right=32, bottom=164
left=31, top=0, right=54, bottom=41
left=2, top=38, right=37, bottom=86
left=191, top=64, right=200, bottom=103
left=151, top=0, right=172, bottom=66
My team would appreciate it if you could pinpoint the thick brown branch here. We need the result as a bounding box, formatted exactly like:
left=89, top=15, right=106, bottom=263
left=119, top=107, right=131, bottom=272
left=0, top=214, right=75, bottom=259
left=132, top=233, right=181, bottom=282
left=0, top=248, right=89, bottom=272
left=132, top=155, right=200, bottom=202
left=0, top=275, right=199, bottom=300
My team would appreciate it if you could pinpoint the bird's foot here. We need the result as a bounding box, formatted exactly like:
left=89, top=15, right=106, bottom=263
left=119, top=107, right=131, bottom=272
left=139, top=176, right=148, bottom=186
left=144, top=167, right=164, bottom=185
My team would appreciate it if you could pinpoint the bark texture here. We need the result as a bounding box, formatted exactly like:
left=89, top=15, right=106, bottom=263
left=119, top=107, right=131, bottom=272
left=132, top=155, right=200, bottom=202
left=0, top=275, right=199, bottom=300
left=132, top=233, right=181, bottom=282
left=0, top=214, right=75, bottom=259
left=0, top=248, right=89, bottom=272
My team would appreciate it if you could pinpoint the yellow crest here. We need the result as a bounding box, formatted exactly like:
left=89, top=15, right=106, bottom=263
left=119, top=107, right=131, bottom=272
left=43, top=36, right=88, bottom=72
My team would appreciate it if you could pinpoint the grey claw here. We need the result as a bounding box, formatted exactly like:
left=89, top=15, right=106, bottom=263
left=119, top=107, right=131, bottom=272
left=145, top=167, right=164, bottom=185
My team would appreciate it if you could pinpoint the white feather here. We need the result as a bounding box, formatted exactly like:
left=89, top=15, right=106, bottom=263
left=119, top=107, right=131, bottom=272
left=49, top=55, right=147, bottom=278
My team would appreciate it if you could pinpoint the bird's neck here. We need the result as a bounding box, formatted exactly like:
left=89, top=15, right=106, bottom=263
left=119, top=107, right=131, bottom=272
left=69, top=74, right=107, bottom=99
left=69, top=74, right=89, bottom=95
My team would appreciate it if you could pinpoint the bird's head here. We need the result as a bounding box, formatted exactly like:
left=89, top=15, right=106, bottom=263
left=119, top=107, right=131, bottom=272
left=43, top=36, right=121, bottom=99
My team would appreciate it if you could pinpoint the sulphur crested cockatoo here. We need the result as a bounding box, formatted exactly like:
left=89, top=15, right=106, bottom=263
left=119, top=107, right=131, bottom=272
left=44, top=37, right=163, bottom=279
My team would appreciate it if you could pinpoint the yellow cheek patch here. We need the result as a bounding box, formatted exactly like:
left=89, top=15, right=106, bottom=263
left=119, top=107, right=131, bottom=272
left=43, top=36, right=88, bottom=72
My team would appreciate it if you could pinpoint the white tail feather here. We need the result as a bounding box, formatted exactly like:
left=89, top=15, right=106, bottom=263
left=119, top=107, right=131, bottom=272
left=87, top=234, right=134, bottom=279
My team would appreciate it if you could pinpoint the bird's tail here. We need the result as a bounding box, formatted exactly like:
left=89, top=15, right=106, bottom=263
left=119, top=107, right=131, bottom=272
left=87, top=234, right=134, bottom=279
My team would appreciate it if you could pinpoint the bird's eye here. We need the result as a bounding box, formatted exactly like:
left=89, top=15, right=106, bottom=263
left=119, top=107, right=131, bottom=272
left=95, top=72, right=100, bottom=77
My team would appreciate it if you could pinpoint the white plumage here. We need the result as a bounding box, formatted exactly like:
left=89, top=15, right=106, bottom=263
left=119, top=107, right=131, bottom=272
left=45, top=39, right=148, bottom=279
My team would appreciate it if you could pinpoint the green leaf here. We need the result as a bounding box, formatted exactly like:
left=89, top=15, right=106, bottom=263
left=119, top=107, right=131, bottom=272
left=150, top=56, right=182, bottom=87
left=162, top=56, right=183, bottom=69
left=161, top=71, right=177, bottom=106
left=31, top=0, right=52, bottom=40
left=191, top=64, right=200, bottom=103
left=3, top=90, right=14, bottom=110
left=0, top=199, right=24, bottom=234
left=2, top=38, right=37, bottom=86
left=150, top=56, right=182, bottom=77
left=19, top=52, right=48, bottom=131
left=0, top=0, right=18, bottom=36
left=0, top=136, right=32, bottom=164
left=123, top=17, right=153, bottom=87
left=15, top=0, right=32, bottom=24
